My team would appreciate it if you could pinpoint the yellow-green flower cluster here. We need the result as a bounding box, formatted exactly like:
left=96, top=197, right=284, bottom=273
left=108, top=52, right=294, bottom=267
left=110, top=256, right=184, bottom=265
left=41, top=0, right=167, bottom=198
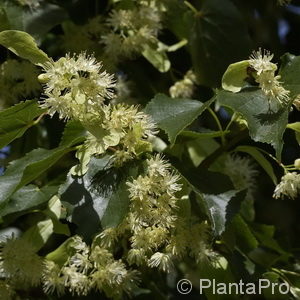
left=43, top=236, right=139, bottom=299
left=293, top=94, right=300, bottom=111
left=169, top=70, right=197, bottom=99
left=102, top=2, right=162, bottom=63
left=273, top=172, right=300, bottom=199
left=0, top=59, right=41, bottom=110
left=97, top=155, right=216, bottom=271
left=40, top=53, right=156, bottom=170
left=39, top=52, right=115, bottom=120
left=249, top=49, right=290, bottom=104
left=0, top=237, right=44, bottom=289
left=85, top=104, right=156, bottom=158
left=124, top=155, right=182, bottom=272
left=95, top=156, right=180, bottom=270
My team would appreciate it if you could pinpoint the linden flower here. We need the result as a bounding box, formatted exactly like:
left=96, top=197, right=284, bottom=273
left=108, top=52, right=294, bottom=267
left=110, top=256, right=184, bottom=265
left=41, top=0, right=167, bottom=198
left=295, top=159, right=300, bottom=170
left=257, top=72, right=290, bottom=104
left=102, top=4, right=161, bottom=61
left=96, top=227, right=120, bottom=248
left=249, top=49, right=290, bottom=104
left=127, top=248, right=147, bottom=266
left=63, top=266, right=90, bottom=296
left=293, top=94, right=300, bottom=111
left=148, top=252, right=174, bottom=273
left=169, top=70, right=197, bottom=99
left=0, top=237, right=43, bottom=288
left=249, top=49, right=277, bottom=75
left=147, top=154, right=171, bottom=177
left=124, top=155, right=182, bottom=270
left=89, top=246, right=140, bottom=298
left=43, top=261, right=65, bottom=296
left=273, top=172, right=300, bottom=199
left=39, top=53, right=115, bottom=120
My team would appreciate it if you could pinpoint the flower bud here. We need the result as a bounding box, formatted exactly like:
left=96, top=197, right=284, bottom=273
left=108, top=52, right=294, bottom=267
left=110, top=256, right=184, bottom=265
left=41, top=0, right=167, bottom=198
left=295, top=158, right=300, bottom=169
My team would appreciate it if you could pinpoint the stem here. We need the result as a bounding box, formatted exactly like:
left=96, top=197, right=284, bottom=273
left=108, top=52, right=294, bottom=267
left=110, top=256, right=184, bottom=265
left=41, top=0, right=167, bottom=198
left=31, top=112, right=47, bottom=126
left=225, top=112, right=237, bottom=132
left=167, top=39, right=188, bottom=52
left=107, top=146, right=117, bottom=152
left=256, top=148, right=287, bottom=173
left=207, top=107, right=225, bottom=145
left=184, top=1, right=199, bottom=14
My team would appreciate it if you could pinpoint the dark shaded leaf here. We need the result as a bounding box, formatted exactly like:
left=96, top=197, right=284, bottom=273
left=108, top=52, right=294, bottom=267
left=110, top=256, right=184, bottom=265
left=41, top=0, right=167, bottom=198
left=0, top=185, right=58, bottom=218
left=189, top=0, right=251, bottom=87
left=200, top=190, right=245, bottom=236
left=0, top=100, right=44, bottom=149
left=217, top=89, right=290, bottom=158
left=59, top=120, right=86, bottom=147
left=59, top=156, right=141, bottom=240
left=234, top=145, right=277, bottom=184
left=279, top=53, right=300, bottom=98
left=145, top=93, right=214, bottom=145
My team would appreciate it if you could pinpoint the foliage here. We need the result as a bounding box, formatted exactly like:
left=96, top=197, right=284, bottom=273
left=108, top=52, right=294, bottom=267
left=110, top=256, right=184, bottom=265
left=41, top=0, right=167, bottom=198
left=0, top=0, right=300, bottom=299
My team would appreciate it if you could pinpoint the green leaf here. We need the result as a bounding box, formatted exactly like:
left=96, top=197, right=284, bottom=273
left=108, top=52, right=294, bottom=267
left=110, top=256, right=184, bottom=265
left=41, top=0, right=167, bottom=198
left=0, top=100, right=44, bottom=149
left=46, top=236, right=82, bottom=266
left=287, top=122, right=300, bottom=132
left=0, top=185, right=58, bottom=218
left=186, top=137, right=219, bottom=167
left=279, top=53, right=300, bottom=98
left=222, top=60, right=250, bottom=93
left=144, top=94, right=214, bottom=145
left=59, top=120, right=86, bottom=147
left=287, top=123, right=300, bottom=145
left=179, top=130, right=229, bottom=140
left=189, top=0, right=251, bottom=87
left=0, top=30, right=50, bottom=65
left=22, top=196, right=70, bottom=250
left=217, top=89, right=290, bottom=158
left=229, top=214, right=258, bottom=253
left=262, top=272, right=287, bottom=300
left=234, top=145, right=277, bottom=185
left=251, top=224, right=287, bottom=255
left=1, top=2, right=67, bottom=40
left=22, top=218, right=54, bottom=251
left=142, top=43, right=171, bottom=73
left=0, top=7, right=10, bottom=31
left=0, top=146, right=74, bottom=209
left=1, top=3, right=24, bottom=30
left=174, top=161, right=233, bottom=195
left=200, top=190, right=245, bottom=236
left=198, top=257, right=237, bottom=300
left=164, top=1, right=193, bottom=40
left=22, top=3, right=67, bottom=41
left=44, top=196, right=70, bottom=237
left=59, top=156, right=141, bottom=240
